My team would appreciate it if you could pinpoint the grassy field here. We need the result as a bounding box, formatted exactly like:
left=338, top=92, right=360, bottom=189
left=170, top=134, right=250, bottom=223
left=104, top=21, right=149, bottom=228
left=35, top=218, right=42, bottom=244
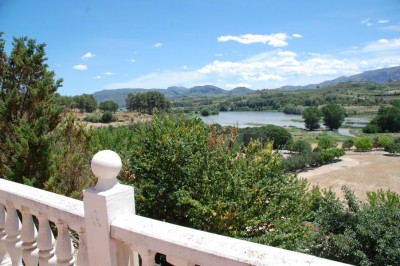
left=287, top=127, right=353, bottom=144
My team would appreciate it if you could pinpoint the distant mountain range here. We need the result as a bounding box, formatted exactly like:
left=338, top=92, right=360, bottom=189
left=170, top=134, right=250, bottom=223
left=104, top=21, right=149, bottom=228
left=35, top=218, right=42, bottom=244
left=93, top=85, right=253, bottom=107
left=281, top=65, right=400, bottom=90
left=92, top=66, right=400, bottom=107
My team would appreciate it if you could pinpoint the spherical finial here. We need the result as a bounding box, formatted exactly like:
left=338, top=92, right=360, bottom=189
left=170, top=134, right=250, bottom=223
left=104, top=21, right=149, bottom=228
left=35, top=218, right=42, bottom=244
left=91, top=150, right=122, bottom=191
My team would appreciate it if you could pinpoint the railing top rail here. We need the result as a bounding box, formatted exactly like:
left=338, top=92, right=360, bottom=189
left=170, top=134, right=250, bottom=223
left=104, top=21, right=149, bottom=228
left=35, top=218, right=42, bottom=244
left=111, top=214, right=349, bottom=266
left=0, top=178, right=85, bottom=231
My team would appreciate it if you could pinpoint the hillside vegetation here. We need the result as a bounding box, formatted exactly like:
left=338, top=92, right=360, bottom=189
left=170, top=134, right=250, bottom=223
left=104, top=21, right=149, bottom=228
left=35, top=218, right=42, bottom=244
left=91, top=80, right=400, bottom=116
left=170, top=81, right=400, bottom=115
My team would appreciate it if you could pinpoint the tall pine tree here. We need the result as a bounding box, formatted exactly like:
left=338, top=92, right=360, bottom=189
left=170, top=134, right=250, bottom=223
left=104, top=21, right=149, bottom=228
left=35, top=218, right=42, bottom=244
left=0, top=34, right=63, bottom=188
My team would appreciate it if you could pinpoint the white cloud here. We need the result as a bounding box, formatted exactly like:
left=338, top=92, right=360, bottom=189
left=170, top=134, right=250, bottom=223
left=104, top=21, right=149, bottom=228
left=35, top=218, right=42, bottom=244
left=360, top=60, right=369, bottom=67
left=82, top=52, right=95, bottom=60
left=73, top=64, right=88, bottom=71
left=106, top=70, right=203, bottom=90
left=382, top=24, right=400, bottom=32
left=218, top=33, right=289, bottom=47
left=361, top=18, right=373, bottom=27
left=292, top=33, right=303, bottom=38
left=339, top=38, right=400, bottom=72
left=277, top=50, right=297, bottom=57
left=360, top=38, right=400, bottom=53
left=378, top=19, right=389, bottom=24
left=154, top=43, right=162, bottom=48
left=183, top=65, right=188, bottom=70
left=102, top=72, right=115, bottom=75
left=93, top=75, right=101, bottom=79
left=105, top=37, right=400, bottom=91
left=243, top=73, right=286, bottom=82
left=129, top=59, right=136, bottom=63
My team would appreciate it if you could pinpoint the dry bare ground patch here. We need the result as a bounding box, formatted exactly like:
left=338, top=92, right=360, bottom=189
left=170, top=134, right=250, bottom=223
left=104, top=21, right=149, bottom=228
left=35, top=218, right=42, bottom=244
left=75, top=111, right=152, bottom=127
left=299, top=150, right=400, bottom=201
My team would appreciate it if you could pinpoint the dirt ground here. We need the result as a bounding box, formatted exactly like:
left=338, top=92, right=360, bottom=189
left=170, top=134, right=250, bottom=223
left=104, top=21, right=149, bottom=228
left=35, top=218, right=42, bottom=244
left=299, top=150, right=400, bottom=201
left=75, top=111, right=152, bottom=127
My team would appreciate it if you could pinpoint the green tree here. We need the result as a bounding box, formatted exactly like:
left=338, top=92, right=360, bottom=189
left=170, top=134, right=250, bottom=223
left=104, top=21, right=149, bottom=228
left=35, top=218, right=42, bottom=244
left=317, top=136, right=336, bottom=150
left=376, top=135, right=393, bottom=149
left=283, top=104, right=303, bottom=115
left=290, top=139, right=312, bottom=154
left=310, top=187, right=400, bottom=265
left=0, top=35, right=63, bottom=188
left=240, top=125, right=292, bottom=149
left=128, top=115, right=313, bottom=250
left=74, top=94, right=97, bottom=113
left=219, top=104, right=228, bottom=112
left=126, top=91, right=170, bottom=114
left=383, top=137, right=400, bottom=155
left=321, top=104, right=346, bottom=130
left=342, top=139, right=354, bottom=150
left=201, top=108, right=210, bottom=116
left=101, top=111, right=115, bottom=123
left=44, top=114, right=95, bottom=199
left=384, top=142, right=400, bottom=155
left=364, top=107, right=400, bottom=133
left=376, top=106, right=400, bottom=133
left=99, top=100, right=119, bottom=113
left=390, top=99, right=400, bottom=107
left=54, top=93, right=76, bottom=109
left=362, top=122, right=379, bottom=134
left=302, top=107, right=322, bottom=131
left=354, top=136, right=373, bottom=151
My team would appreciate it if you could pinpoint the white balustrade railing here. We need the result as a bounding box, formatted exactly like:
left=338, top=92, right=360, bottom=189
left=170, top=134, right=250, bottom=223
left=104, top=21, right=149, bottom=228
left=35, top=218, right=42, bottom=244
left=0, top=150, right=350, bottom=266
left=0, top=175, right=86, bottom=265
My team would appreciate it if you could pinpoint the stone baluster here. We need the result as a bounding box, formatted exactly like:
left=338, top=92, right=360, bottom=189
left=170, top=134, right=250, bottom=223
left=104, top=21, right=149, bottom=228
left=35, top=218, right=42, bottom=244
left=4, top=201, right=22, bottom=266
left=0, top=204, right=11, bottom=266
left=83, top=150, right=137, bottom=266
left=138, top=249, right=156, bottom=266
left=76, top=228, right=88, bottom=266
left=37, top=213, right=56, bottom=266
left=126, top=245, right=140, bottom=266
left=20, top=207, right=38, bottom=266
left=55, top=220, right=74, bottom=266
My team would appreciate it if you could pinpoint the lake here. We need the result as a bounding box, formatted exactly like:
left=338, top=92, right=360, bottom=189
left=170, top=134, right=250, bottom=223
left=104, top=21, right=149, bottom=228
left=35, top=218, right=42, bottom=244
left=200, top=111, right=305, bottom=128
left=200, top=111, right=370, bottom=131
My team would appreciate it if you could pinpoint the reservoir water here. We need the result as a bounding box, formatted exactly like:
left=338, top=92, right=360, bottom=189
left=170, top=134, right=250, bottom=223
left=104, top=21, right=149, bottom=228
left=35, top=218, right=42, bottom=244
left=200, top=111, right=370, bottom=132
left=200, top=111, right=304, bottom=128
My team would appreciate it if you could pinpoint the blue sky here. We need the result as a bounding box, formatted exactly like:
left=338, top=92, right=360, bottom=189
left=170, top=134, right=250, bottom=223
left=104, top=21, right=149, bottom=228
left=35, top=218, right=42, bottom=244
left=1, top=0, right=400, bottom=96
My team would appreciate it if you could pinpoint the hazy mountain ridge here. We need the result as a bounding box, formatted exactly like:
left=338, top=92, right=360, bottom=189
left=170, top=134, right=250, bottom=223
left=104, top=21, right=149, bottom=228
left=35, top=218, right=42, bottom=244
left=93, top=85, right=254, bottom=107
left=92, top=66, right=399, bottom=106
left=281, top=66, right=400, bottom=90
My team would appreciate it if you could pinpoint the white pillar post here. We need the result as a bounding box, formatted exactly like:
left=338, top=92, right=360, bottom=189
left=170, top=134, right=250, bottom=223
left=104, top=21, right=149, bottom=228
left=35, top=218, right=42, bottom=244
left=83, top=150, right=136, bottom=266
